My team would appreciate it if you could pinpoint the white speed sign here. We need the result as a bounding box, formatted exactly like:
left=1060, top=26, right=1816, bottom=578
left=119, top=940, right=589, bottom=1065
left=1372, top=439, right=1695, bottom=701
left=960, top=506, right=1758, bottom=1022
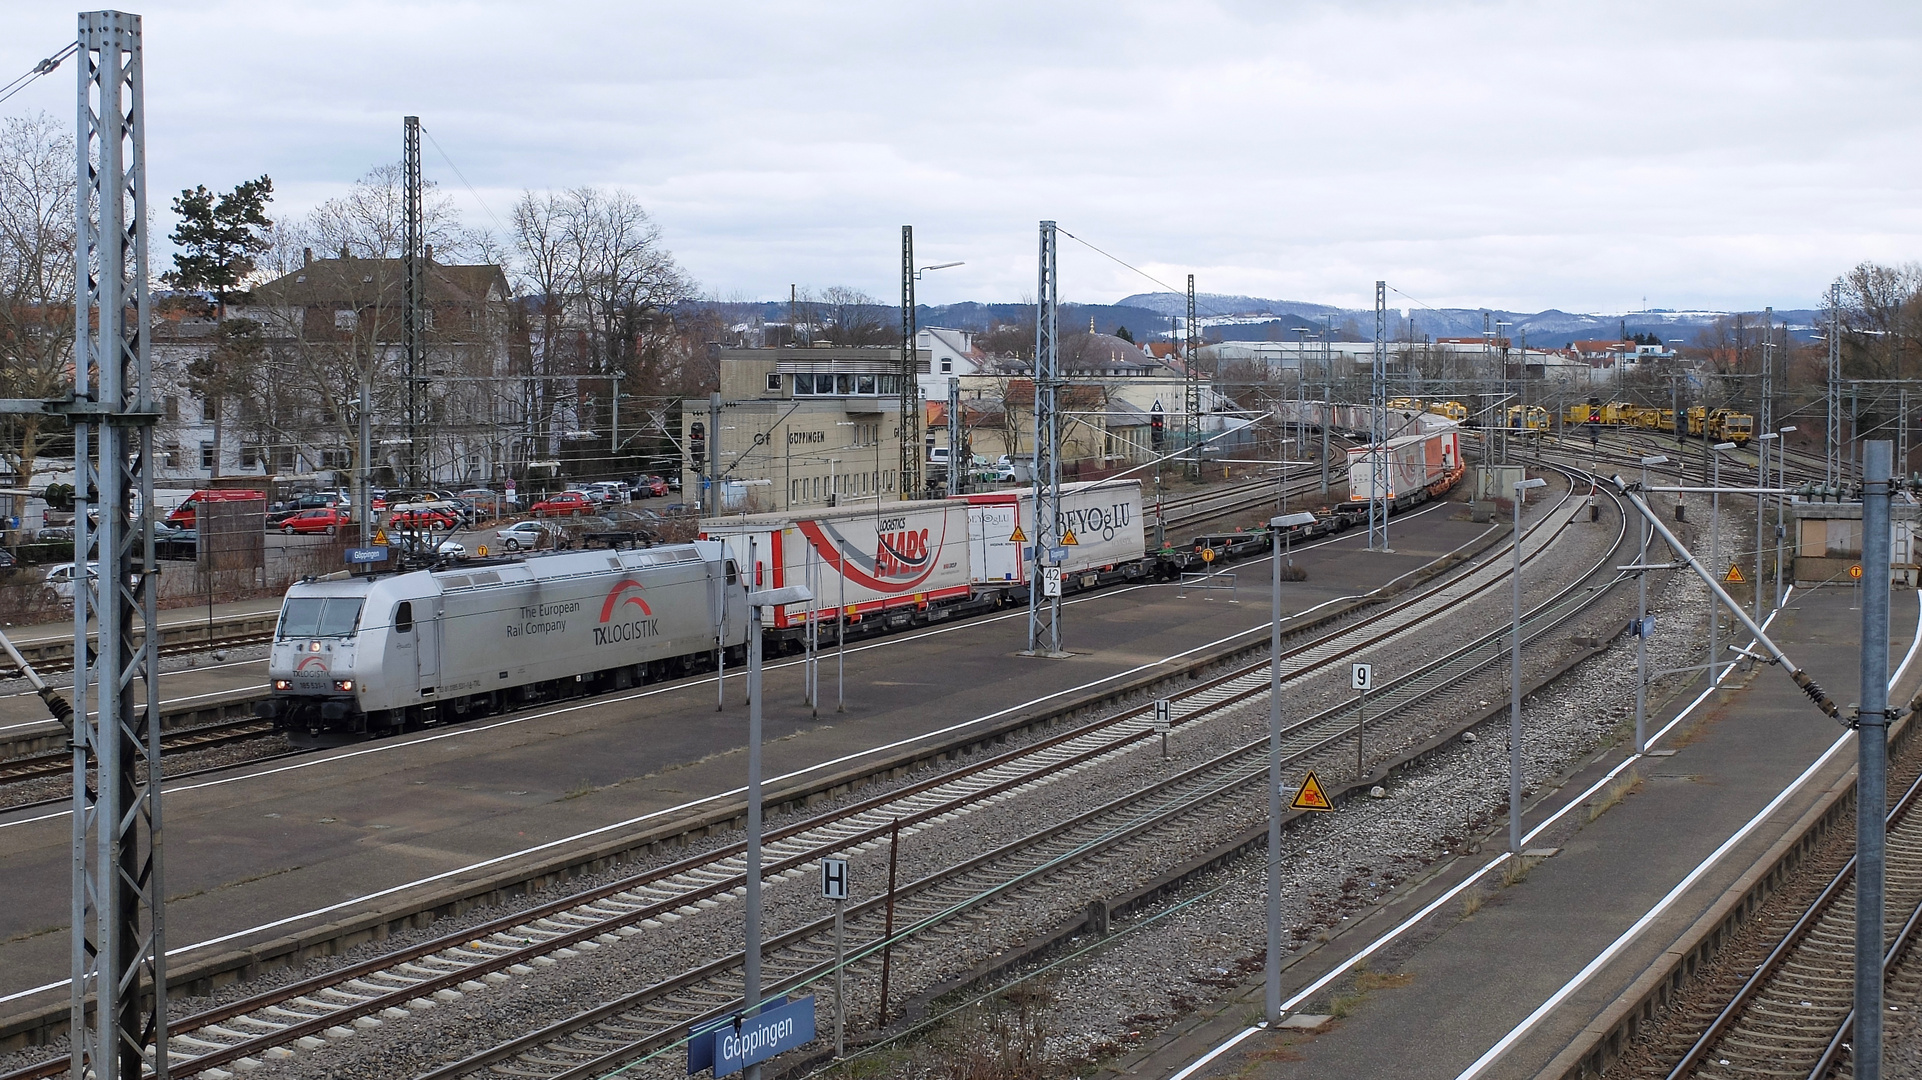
left=1351, top=663, right=1374, bottom=691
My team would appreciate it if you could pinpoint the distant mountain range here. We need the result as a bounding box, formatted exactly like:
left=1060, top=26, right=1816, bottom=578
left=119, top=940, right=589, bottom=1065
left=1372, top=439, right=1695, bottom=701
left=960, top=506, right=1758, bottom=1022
left=709, top=293, right=1818, bottom=351
left=1114, top=292, right=1821, bottom=349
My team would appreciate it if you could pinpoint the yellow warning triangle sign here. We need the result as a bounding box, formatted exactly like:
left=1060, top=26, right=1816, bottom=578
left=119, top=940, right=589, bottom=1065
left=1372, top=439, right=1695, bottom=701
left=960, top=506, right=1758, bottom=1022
left=1291, top=770, right=1334, bottom=812
left=374, top=528, right=390, bottom=546
left=1725, top=563, right=1745, bottom=584
left=1008, top=525, right=1027, bottom=543
left=1061, top=529, right=1079, bottom=545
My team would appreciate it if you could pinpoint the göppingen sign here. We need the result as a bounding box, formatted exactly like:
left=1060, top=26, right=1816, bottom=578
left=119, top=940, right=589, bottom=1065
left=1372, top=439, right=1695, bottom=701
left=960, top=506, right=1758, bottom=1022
left=688, top=996, right=816, bottom=1076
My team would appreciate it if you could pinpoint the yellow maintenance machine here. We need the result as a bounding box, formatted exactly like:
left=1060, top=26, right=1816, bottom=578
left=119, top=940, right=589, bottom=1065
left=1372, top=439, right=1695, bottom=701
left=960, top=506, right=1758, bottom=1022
left=1707, top=409, right=1754, bottom=446
left=1687, top=406, right=1708, bottom=437
left=1428, top=400, right=1468, bottom=422
left=1506, top=404, right=1550, bottom=431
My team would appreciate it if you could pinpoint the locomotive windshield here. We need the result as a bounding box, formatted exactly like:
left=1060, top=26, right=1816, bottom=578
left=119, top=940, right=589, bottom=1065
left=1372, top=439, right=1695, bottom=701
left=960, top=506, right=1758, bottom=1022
left=276, top=597, right=364, bottom=640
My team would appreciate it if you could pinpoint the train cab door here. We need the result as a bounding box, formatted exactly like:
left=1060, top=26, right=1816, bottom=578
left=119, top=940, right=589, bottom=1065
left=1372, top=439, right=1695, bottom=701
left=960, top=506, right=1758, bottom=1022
left=416, top=600, right=441, bottom=691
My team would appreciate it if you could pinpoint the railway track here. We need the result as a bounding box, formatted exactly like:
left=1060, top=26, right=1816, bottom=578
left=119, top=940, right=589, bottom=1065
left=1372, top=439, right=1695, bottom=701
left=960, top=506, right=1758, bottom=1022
left=0, top=717, right=277, bottom=786
left=1661, top=766, right=1922, bottom=1080
left=0, top=469, right=1626, bottom=1080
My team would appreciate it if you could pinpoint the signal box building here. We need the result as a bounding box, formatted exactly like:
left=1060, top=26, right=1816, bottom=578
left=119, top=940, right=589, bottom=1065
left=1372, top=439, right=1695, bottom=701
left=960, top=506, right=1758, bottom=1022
left=682, top=346, right=929, bottom=516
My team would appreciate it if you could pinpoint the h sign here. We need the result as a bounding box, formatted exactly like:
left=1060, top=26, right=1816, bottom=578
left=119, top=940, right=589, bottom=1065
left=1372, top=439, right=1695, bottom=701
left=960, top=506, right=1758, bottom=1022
left=1153, top=698, right=1171, bottom=733
left=820, top=858, right=849, bottom=901
left=1351, top=663, right=1374, bottom=692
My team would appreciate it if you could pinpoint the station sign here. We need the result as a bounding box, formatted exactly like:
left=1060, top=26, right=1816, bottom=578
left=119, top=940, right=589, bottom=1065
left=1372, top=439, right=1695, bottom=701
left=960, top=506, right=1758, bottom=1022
left=1047, top=546, right=1069, bottom=562
left=689, top=996, right=817, bottom=1076
left=345, top=547, right=389, bottom=565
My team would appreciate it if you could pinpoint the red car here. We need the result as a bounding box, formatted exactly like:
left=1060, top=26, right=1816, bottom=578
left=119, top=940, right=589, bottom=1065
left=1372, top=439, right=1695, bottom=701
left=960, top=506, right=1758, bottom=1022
left=280, top=508, right=352, bottom=535
left=643, top=475, right=668, bottom=498
left=387, top=508, right=456, bottom=531
left=530, top=492, right=593, bottom=517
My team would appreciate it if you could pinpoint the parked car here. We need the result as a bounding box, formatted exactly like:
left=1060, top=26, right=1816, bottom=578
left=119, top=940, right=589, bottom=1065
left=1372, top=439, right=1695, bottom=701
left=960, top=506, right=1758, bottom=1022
left=493, top=520, right=556, bottom=551
left=0, top=549, right=16, bottom=576
left=43, top=562, right=100, bottom=602
left=280, top=508, right=352, bottom=535
left=640, top=475, right=669, bottom=498
left=530, top=492, right=594, bottom=518
left=165, top=489, right=264, bottom=527
left=588, top=480, right=631, bottom=504
left=386, top=508, right=457, bottom=531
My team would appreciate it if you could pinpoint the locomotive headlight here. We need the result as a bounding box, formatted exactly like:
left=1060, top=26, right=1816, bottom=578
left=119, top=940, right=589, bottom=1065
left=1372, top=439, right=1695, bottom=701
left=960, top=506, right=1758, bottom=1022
left=309, top=641, right=321, bottom=652
left=334, top=679, right=354, bottom=692
left=274, top=679, right=291, bottom=691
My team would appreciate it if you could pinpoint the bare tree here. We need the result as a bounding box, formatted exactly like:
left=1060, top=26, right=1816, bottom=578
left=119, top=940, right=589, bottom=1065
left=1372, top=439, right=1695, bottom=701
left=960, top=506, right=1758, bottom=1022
left=0, top=113, right=76, bottom=492
left=306, top=163, right=486, bottom=261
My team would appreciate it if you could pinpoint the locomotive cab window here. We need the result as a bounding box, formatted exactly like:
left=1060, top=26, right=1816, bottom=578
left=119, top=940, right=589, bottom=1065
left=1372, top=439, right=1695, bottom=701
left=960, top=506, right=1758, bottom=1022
left=394, top=601, right=414, bottom=634
left=725, top=560, right=739, bottom=586
left=276, top=598, right=364, bottom=640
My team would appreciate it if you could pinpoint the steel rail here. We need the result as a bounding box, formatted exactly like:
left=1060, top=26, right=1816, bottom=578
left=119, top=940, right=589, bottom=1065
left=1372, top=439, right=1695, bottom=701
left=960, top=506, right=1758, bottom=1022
left=418, top=489, right=1626, bottom=1080
left=0, top=475, right=1573, bottom=1080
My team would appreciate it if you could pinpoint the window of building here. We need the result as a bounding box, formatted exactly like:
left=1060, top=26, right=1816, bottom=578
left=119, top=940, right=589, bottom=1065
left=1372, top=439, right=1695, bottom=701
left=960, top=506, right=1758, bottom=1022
left=200, top=442, right=214, bottom=469
left=164, top=396, right=178, bottom=421
left=856, top=375, right=876, bottom=395
left=240, top=445, right=258, bottom=469
left=334, top=308, right=358, bottom=331
left=277, top=446, right=297, bottom=473
left=320, top=449, right=348, bottom=469
left=163, top=444, right=179, bottom=468
left=203, top=396, right=218, bottom=421
left=940, top=358, right=952, bottom=373
left=835, top=374, right=853, bottom=394
left=766, top=372, right=781, bottom=392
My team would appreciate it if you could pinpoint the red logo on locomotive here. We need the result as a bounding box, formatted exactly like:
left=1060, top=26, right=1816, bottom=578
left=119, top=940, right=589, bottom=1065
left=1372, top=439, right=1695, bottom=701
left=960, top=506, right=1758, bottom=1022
left=874, top=529, right=931, bottom=578
left=598, top=579, right=653, bottom=623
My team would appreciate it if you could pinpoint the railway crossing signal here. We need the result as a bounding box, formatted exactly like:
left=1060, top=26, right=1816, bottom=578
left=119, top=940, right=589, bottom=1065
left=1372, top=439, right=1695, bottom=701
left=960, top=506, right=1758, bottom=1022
left=1291, top=771, right=1334, bottom=812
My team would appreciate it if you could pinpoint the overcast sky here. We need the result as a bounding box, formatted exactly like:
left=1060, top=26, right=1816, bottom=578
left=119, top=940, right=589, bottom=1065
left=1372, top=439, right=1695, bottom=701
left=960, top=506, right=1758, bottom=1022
left=2, top=0, right=1918, bottom=314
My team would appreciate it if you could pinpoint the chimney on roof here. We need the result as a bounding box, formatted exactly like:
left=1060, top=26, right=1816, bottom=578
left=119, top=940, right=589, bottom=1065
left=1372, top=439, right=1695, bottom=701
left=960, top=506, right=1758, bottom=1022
left=302, top=247, right=312, bottom=266
left=423, top=243, right=433, bottom=263
left=339, top=244, right=350, bottom=260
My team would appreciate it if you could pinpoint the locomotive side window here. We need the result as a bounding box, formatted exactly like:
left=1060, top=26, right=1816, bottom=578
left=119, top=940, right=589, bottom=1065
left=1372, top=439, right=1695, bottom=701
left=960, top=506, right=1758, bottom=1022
left=276, top=598, right=364, bottom=640
left=394, top=601, right=413, bottom=634
left=725, top=560, right=739, bottom=586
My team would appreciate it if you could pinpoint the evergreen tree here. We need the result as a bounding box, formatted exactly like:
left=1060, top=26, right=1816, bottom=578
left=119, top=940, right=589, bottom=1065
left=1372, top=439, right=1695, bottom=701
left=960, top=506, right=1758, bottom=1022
left=1114, top=324, right=1135, bottom=344
left=162, top=176, right=274, bottom=316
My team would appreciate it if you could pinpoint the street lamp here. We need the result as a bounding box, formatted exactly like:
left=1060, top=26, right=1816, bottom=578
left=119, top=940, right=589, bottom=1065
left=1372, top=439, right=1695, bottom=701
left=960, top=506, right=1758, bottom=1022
left=1510, top=476, right=1547, bottom=853
left=1775, top=427, right=1797, bottom=609
left=1267, top=510, right=1319, bottom=1026
left=741, top=572, right=813, bottom=1080
left=1634, top=455, right=1668, bottom=753
left=1711, top=442, right=1737, bottom=686
left=1755, top=432, right=1779, bottom=622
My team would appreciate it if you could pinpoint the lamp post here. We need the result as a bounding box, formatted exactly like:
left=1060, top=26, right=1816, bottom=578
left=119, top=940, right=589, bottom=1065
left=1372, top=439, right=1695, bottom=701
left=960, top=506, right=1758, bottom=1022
left=740, top=572, right=813, bottom=1080
left=1634, top=455, right=1668, bottom=753
left=1510, top=476, right=1547, bottom=853
left=1266, top=511, right=1318, bottom=1026
left=1710, top=442, right=1737, bottom=686
left=1755, top=431, right=1779, bottom=623
left=1774, top=426, right=1796, bottom=611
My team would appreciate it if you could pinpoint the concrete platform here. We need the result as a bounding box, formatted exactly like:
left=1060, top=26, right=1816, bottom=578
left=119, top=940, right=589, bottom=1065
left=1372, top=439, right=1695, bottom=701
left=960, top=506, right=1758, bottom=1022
left=1107, top=581, right=1916, bottom=1080
left=0, top=497, right=1500, bottom=1021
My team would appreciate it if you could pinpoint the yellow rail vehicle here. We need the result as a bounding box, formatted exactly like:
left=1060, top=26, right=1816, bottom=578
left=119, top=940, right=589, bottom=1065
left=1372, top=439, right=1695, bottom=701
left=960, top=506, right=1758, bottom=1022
left=1387, top=397, right=1424, bottom=413
left=1687, top=406, right=1708, bottom=437
left=1707, top=410, right=1754, bottom=446
left=1505, top=404, right=1549, bottom=431
left=1428, top=400, right=1468, bottom=422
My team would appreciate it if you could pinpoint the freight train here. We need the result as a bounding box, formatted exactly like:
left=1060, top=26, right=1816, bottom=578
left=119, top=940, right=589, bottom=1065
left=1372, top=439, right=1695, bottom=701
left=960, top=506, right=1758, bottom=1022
left=262, top=455, right=1468, bottom=740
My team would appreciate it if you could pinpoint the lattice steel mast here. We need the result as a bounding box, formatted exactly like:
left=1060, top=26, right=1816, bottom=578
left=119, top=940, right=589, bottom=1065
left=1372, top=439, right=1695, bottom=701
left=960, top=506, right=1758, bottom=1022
left=900, top=226, right=921, bottom=500
left=73, top=12, right=167, bottom=1077
left=403, top=115, right=424, bottom=488
left=1026, top=222, right=1063, bottom=656
left=1369, top=280, right=1388, bottom=550
left=1829, top=282, right=1843, bottom=487
left=1184, top=275, right=1200, bottom=481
